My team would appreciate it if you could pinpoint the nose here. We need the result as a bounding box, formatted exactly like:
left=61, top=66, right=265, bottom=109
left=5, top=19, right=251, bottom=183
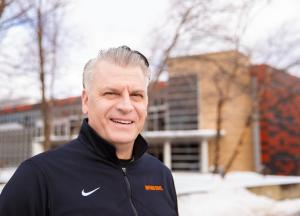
left=116, top=92, right=134, bottom=113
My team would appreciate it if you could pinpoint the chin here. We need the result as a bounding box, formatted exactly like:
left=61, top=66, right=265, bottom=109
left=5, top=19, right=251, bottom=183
left=106, top=127, right=140, bottom=144
left=109, top=135, right=136, bottom=145
left=111, top=139, right=135, bottom=146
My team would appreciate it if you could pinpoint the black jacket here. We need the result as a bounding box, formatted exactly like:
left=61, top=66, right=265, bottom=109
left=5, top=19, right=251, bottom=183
left=0, top=119, right=178, bottom=216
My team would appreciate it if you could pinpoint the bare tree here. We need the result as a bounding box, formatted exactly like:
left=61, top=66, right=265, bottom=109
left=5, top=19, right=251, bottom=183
left=149, top=0, right=265, bottom=172
left=0, top=0, right=70, bottom=151
left=222, top=21, right=300, bottom=175
left=149, top=0, right=300, bottom=175
left=0, top=0, right=32, bottom=77
left=0, top=0, right=32, bottom=33
left=25, top=0, right=68, bottom=150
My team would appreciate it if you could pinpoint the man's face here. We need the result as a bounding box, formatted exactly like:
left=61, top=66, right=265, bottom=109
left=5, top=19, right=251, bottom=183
left=82, top=60, right=148, bottom=147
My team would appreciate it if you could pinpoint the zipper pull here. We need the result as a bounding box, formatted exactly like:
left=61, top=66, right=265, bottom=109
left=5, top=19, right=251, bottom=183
left=122, top=167, right=127, bottom=175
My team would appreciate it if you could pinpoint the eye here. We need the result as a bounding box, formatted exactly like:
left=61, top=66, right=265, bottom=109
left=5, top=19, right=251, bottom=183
left=103, top=92, right=119, bottom=98
left=104, top=92, right=116, bottom=95
left=131, top=93, right=144, bottom=99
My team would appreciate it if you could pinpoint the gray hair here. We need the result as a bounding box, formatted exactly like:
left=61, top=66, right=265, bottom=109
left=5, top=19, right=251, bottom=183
left=83, top=46, right=150, bottom=90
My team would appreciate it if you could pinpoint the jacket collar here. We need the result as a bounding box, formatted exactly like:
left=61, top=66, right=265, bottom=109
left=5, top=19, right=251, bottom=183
left=78, top=118, right=148, bottom=164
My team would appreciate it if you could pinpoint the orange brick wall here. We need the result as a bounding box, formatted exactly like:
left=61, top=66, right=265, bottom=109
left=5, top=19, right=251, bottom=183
left=252, top=65, right=300, bottom=175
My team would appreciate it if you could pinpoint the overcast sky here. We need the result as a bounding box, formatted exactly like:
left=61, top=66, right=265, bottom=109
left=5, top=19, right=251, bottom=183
left=45, top=0, right=168, bottom=99
left=2, top=0, right=300, bottom=102
left=67, top=0, right=299, bottom=55
left=61, top=0, right=300, bottom=98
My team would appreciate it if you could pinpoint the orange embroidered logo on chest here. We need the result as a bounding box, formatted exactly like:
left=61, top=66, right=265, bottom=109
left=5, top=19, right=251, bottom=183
left=144, top=185, right=164, bottom=191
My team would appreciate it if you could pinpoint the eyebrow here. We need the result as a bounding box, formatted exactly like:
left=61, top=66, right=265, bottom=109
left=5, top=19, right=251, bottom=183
left=131, top=90, right=146, bottom=95
left=101, top=87, right=146, bottom=93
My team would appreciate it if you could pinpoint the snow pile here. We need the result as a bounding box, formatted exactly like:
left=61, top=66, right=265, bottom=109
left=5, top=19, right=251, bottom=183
left=173, top=172, right=300, bottom=195
left=174, top=172, right=300, bottom=216
left=178, top=187, right=300, bottom=216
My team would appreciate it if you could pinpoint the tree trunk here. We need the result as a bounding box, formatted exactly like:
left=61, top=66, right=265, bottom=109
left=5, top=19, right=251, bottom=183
left=37, top=5, right=51, bottom=151
left=223, top=114, right=252, bottom=176
left=213, top=98, right=224, bottom=174
left=0, top=0, right=5, bottom=19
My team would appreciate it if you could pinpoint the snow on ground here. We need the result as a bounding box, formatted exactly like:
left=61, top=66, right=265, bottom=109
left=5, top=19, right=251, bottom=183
left=178, top=186, right=300, bottom=216
left=174, top=172, right=300, bottom=216
left=0, top=167, right=16, bottom=192
left=2, top=168, right=300, bottom=215
left=174, top=171, right=300, bottom=195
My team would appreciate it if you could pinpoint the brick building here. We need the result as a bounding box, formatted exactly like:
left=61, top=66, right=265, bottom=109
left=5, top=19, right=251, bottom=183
left=251, top=65, right=300, bottom=175
left=0, top=50, right=299, bottom=175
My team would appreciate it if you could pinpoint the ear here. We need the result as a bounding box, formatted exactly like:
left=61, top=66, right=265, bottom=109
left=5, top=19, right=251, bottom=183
left=81, top=89, right=89, bottom=114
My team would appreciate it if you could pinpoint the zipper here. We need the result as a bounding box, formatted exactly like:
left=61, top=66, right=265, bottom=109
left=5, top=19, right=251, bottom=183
left=122, top=167, right=138, bottom=216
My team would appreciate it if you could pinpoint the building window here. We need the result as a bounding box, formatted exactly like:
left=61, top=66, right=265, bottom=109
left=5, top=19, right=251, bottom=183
left=171, top=143, right=200, bottom=171
left=146, top=105, right=167, bottom=131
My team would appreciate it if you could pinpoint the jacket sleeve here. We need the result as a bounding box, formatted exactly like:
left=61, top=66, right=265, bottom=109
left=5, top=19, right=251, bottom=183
left=0, top=160, right=49, bottom=216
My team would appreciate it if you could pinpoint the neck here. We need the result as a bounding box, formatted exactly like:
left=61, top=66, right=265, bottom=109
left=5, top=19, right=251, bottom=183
left=115, top=142, right=134, bottom=160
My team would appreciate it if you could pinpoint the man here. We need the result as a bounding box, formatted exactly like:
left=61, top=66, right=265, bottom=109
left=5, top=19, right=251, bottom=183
left=0, top=46, right=178, bottom=216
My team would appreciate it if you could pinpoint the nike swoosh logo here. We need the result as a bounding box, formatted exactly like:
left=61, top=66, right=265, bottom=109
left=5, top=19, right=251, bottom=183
left=81, top=187, right=101, bottom=196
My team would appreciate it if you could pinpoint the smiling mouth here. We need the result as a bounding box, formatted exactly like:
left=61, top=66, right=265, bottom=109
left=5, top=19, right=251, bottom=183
left=110, top=119, right=134, bottom=125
